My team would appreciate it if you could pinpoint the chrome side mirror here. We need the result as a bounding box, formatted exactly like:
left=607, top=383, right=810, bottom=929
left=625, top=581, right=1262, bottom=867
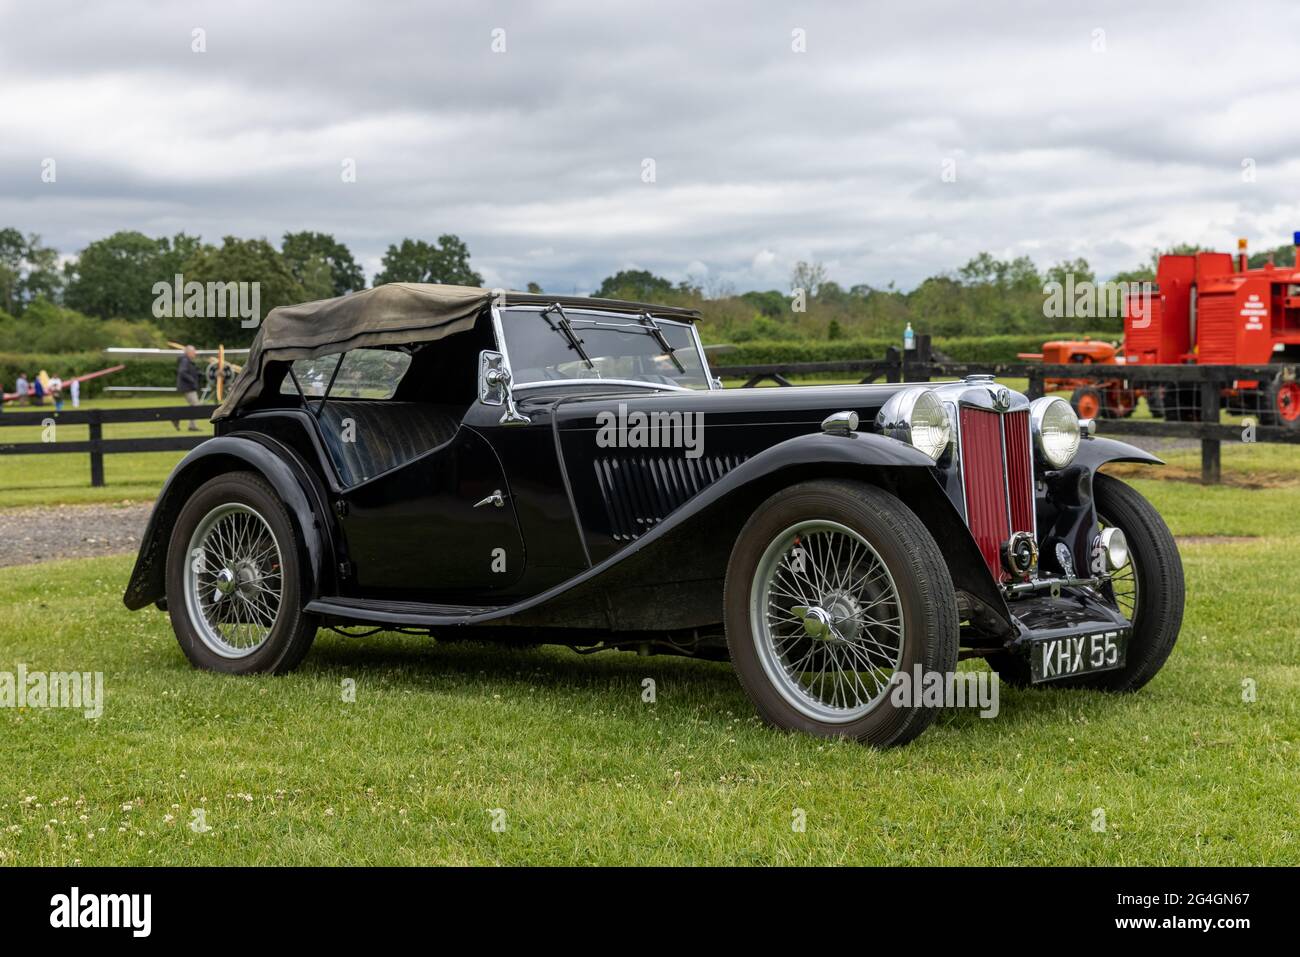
left=478, top=350, right=530, bottom=426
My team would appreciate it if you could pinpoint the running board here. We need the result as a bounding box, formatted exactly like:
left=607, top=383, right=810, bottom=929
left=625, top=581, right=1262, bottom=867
left=305, top=597, right=506, bottom=627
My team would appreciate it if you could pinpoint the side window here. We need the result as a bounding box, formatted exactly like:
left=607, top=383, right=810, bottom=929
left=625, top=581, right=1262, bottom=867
left=281, top=349, right=412, bottom=399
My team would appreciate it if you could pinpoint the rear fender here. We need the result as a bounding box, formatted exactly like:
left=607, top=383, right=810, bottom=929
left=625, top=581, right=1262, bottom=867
left=122, top=435, right=332, bottom=611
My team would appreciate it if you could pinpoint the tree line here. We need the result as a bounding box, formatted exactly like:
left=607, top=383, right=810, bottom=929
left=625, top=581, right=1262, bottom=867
left=0, top=228, right=486, bottom=350
left=595, top=240, right=1297, bottom=344
left=2, top=226, right=1295, bottom=352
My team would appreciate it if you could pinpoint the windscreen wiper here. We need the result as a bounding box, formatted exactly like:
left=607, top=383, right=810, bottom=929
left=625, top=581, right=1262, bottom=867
left=638, top=311, right=686, bottom=373
left=540, top=302, right=595, bottom=370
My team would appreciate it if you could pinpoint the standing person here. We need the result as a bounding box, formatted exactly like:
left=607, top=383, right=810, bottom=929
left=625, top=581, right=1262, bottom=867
left=14, top=372, right=28, bottom=405
left=49, top=375, right=64, bottom=412
left=175, top=345, right=202, bottom=432
left=70, top=378, right=80, bottom=408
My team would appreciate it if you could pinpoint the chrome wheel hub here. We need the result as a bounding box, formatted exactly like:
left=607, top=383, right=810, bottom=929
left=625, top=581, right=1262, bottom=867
left=824, top=591, right=863, bottom=642
left=213, top=567, right=238, bottom=598
left=794, top=592, right=863, bottom=643
left=797, top=605, right=834, bottom=640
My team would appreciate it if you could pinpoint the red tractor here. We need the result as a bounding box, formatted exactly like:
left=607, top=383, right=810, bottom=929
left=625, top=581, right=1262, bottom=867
left=1025, top=236, right=1300, bottom=427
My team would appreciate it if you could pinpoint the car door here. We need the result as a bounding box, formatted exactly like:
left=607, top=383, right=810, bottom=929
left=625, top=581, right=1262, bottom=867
left=462, top=396, right=592, bottom=598
left=336, top=421, right=526, bottom=600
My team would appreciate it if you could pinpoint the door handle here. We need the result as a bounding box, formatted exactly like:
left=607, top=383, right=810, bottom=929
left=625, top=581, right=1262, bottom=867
left=474, top=489, right=505, bottom=509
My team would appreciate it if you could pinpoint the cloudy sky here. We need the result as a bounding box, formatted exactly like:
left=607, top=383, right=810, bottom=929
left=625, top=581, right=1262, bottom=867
left=2, top=0, right=1299, bottom=294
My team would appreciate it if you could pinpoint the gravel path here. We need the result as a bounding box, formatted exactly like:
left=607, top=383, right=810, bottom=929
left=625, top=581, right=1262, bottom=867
left=0, top=502, right=154, bottom=568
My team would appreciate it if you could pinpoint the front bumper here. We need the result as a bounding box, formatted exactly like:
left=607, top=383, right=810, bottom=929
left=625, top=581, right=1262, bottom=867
left=1005, top=587, right=1131, bottom=683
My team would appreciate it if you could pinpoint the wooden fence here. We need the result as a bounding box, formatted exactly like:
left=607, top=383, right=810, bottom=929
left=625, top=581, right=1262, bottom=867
left=0, top=405, right=216, bottom=487
left=713, top=338, right=1299, bottom=483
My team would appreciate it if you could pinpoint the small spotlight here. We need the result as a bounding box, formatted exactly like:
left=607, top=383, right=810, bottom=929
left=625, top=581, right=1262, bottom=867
left=1099, top=527, right=1129, bottom=571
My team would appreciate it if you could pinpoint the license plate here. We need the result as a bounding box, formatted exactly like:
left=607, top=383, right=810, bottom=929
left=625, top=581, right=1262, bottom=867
left=1031, top=629, right=1129, bottom=682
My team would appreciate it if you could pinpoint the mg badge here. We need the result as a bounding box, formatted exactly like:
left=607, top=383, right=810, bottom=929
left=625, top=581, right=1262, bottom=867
left=993, top=387, right=1011, bottom=411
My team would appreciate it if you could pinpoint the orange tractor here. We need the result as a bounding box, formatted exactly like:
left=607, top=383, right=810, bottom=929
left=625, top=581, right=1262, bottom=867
left=1021, top=236, right=1300, bottom=427
left=1016, top=337, right=1132, bottom=420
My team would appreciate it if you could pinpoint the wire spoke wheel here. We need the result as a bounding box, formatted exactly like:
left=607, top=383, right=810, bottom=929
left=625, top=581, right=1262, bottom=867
left=183, top=502, right=284, bottom=659
left=751, top=519, right=905, bottom=723
left=1098, top=511, right=1138, bottom=621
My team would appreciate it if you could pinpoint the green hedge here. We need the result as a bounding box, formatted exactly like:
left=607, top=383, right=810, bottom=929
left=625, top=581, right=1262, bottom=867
left=715, top=333, right=1102, bottom=368
left=0, top=351, right=177, bottom=399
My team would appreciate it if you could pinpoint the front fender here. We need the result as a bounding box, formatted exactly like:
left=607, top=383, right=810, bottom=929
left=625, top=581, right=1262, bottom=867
left=1074, top=435, right=1163, bottom=473
left=122, top=435, right=330, bottom=611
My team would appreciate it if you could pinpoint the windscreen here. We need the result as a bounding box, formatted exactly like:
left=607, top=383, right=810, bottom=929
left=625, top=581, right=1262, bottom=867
left=500, top=307, right=710, bottom=390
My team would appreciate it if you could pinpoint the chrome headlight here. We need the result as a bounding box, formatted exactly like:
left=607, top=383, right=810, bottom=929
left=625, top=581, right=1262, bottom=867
left=876, top=387, right=951, bottom=462
left=1030, top=396, right=1081, bottom=468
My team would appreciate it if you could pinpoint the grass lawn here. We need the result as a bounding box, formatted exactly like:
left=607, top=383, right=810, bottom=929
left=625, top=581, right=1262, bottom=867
left=1, top=448, right=1297, bottom=865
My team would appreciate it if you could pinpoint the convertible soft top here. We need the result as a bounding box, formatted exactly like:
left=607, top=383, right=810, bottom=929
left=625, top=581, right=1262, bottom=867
left=213, top=283, right=702, bottom=420
left=213, top=283, right=490, bottom=419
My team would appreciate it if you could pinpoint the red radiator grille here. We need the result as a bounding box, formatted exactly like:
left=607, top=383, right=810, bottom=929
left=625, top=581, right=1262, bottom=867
left=960, top=407, right=1035, bottom=581
left=1004, top=409, right=1036, bottom=535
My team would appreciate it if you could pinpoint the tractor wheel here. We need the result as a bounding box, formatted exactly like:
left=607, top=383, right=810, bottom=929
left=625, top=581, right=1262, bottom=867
left=1163, top=386, right=1200, bottom=422
left=1143, top=387, right=1164, bottom=419
left=1262, top=377, right=1300, bottom=430
left=1070, top=386, right=1104, bottom=420
left=1104, top=386, right=1136, bottom=419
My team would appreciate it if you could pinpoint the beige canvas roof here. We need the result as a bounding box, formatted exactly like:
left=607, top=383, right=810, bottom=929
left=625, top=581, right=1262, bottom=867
left=212, top=283, right=493, bottom=420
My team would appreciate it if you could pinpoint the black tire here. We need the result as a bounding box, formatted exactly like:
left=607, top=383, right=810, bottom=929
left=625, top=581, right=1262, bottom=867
left=1163, top=385, right=1201, bottom=422
left=723, top=480, right=959, bottom=748
left=1143, top=385, right=1164, bottom=419
left=1259, top=374, right=1300, bottom=430
left=165, top=471, right=318, bottom=674
left=990, top=474, right=1183, bottom=692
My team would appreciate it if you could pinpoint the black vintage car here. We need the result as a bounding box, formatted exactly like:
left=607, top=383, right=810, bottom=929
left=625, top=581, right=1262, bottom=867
left=124, top=284, right=1184, bottom=746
